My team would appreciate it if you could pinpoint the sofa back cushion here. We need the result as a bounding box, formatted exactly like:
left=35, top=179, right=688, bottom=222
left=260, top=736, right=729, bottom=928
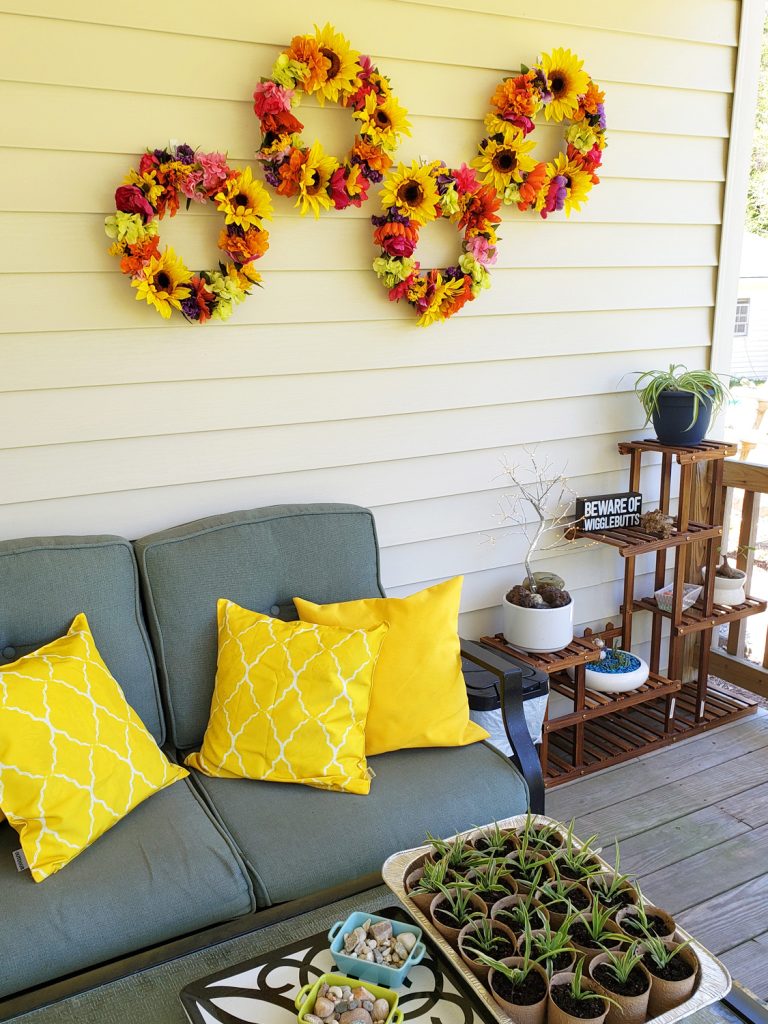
left=134, top=504, right=384, bottom=751
left=0, top=535, right=165, bottom=744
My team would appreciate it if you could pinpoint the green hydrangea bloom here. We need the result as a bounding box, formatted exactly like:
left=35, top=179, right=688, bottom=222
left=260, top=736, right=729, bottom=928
left=104, top=212, right=158, bottom=246
left=372, top=255, right=415, bottom=289
left=439, top=185, right=460, bottom=217
left=566, top=123, right=598, bottom=154
left=271, top=54, right=309, bottom=89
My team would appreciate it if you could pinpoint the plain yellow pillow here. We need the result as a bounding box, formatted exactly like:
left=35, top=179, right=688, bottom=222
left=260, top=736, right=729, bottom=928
left=186, top=600, right=388, bottom=795
left=295, top=577, right=488, bottom=756
left=0, top=614, right=188, bottom=882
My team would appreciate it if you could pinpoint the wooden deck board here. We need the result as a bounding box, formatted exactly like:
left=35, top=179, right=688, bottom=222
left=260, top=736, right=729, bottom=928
left=546, top=709, right=768, bottom=1000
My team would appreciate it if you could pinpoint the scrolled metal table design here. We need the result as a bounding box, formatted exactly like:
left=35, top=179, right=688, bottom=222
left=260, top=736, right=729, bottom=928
left=180, top=907, right=496, bottom=1024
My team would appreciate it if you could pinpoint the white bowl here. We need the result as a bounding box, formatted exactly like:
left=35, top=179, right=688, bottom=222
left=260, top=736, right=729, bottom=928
left=584, top=652, right=649, bottom=693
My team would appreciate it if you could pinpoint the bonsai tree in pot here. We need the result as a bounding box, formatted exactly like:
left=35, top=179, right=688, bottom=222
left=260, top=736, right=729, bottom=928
left=497, top=450, right=579, bottom=653
left=704, top=555, right=747, bottom=607
left=631, top=363, right=730, bottom=447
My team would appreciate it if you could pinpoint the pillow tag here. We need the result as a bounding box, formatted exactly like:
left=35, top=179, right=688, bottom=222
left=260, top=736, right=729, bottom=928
left=12, top=848, right=29, bottom=872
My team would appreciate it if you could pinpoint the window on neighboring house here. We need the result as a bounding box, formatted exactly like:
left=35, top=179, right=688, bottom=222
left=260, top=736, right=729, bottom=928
left=735, top=298, right=750, bottom=337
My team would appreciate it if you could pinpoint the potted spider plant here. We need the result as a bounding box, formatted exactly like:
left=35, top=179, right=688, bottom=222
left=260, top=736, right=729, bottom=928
left=641, top=937, right=699, bottom=1014
left=530, top=915, right=578, bottom=977
left=549, top=959, right=621, bottom=1024
left=467, top=860, right=518, bottom=909
left=425, top=832, right=481, bottom=876
left=429, top=885, right=487, bottom=946
left=586, top=842, right=638, bottom=913
left=471, top=821, right=519, bottom=857
left=406, top=857, right=463, bottom=914
left=554, top=823, right=603, bottom=882
left=534, top=877, right=591, bottom=928
left=492, top=888, right=550, bottom=932
left=475, top=931, right=556, bottom=1024
left=615, top=890, right=676, bottom=942
left=458, top=917, right=517, bottom=981
left=567, top=897, right=625, bottom=964
left=516, top=812, right=565, bottom=852
left=589, top=945, right=652, bottom=1024
left=631, top=363, right=730, bottom=447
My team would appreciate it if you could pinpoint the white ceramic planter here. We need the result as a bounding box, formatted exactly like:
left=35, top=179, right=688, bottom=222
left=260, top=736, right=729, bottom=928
left=585, top=652, right=650, bottom=694
left=502, top=595, right=573, bottom=653
left=703, top=566, right=746, bottom=607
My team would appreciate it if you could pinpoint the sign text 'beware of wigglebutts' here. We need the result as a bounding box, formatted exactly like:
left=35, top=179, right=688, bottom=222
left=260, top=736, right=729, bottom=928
left=575, top=491, right=642, bottom=532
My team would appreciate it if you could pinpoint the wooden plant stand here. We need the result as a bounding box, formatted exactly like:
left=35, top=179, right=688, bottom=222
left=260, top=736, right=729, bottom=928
left=483, top=438, right=763, bottom=787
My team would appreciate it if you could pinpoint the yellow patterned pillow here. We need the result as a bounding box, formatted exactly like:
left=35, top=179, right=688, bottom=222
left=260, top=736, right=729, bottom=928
left=0, top=614, right=188, bottom=882
left=186, top=600, right=387, bottom=795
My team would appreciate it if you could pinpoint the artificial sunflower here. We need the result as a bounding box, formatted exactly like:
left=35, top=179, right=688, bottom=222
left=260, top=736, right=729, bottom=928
left=417, top=275, right=465, bottom=328
left=215, top=165, right=273, bottom=230
left=313, top=22, right=361, bottom=105
left=295, top=140, right=339, bottom=217
left=472, top=132, right=537, bottom=193
left=538, top=48, right=590, bottom=122
left=131, top=247, right=192, bottom=319
left=379, top=161, right=439, bottom=225
left=544, top=153, right=594, bottom=216
left=355, top=92, right=411, bottom=149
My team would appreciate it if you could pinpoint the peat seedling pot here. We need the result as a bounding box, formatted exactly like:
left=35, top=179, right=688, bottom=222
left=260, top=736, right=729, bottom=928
left=616, top=904, right=677, bottom=942
left=428, top=890, right=487, bottom=948
left=491, top=893, right=550, bottom=932
left=568, top=913, right=623, bottom=965
left=535, top=881, right=591, bottom=928
left=548, top=970, right=611, bottom=1024
left=589, top=953, right=651, bottom=1024
left=457, top=919, right=517, bottom=981
left=488, top=957, right=549, bottom=1024
left=642, top=942, right=699, bottom=1015
left=530, top=930, right=577, bottom=976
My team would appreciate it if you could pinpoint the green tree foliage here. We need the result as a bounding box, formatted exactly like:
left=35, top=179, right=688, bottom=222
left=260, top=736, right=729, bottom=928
left=746, top=6, right=768, bottom=236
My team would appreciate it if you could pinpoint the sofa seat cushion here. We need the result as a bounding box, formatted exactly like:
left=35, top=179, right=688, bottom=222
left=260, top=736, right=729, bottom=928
left=0, top=779, right=254, bottom=998
left=192, top=742, right=528, bottom=907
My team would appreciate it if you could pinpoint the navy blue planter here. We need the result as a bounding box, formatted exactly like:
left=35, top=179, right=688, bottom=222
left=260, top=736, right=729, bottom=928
left=651, top=389, right=713, bottom=446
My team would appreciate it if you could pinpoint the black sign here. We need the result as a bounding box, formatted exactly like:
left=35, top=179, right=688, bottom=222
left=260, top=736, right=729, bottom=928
left=576, top=491, right=642, bottom=532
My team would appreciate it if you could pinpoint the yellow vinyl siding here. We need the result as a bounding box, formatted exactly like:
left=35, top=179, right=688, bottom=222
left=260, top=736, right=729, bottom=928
left=0, top=0, right=741, bottom=636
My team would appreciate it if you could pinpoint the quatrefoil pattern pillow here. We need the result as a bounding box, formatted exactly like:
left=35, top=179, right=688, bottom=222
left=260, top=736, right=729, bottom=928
left=0, top=613, right=188, bottom=882
left=186, top=600, right=387, bottom=795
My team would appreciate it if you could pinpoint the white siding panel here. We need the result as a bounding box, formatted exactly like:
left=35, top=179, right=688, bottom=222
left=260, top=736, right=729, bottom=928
left=0, top=0, right=741, bottom=644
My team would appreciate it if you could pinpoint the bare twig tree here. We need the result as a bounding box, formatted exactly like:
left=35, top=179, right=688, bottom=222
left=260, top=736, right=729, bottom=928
left=495, top=447, right=581, bottom=591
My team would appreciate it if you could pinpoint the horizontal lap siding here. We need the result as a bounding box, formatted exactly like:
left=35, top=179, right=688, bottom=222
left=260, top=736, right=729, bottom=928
left=0, top=0, right=737, bottom=636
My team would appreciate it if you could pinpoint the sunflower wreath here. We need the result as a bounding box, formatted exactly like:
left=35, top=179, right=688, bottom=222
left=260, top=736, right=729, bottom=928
left=254, top=23, right=411, bottom=217
left=105, top=143, right=272, bottom=322
left=371, top=160, right=501, bottom=327
left=473, top=48, right=606, bottom=219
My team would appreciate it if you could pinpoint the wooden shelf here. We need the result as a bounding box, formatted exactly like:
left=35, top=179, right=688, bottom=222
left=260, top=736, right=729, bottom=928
left=568, top=519, right=721, bottom=557
left=479, top=633, right=601, bottom=673
left=633, top=595, right=767, bottom=636
left=545, top=670, right=681, bottom=732
left=617, top=438, right=737, bottom=465
left=544, top=682, right=758, bottom=786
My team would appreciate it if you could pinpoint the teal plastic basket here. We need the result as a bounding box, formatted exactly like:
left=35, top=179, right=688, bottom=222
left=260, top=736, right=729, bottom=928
left=328, top=912, right=425, bottom=987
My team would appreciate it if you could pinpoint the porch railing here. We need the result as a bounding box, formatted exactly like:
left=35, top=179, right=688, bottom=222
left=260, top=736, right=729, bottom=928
left=709, top=459, right=768, bottom=698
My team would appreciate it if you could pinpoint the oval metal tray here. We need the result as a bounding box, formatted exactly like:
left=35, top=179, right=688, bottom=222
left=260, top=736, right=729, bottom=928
left=382, top=814, right=731, bottom=1024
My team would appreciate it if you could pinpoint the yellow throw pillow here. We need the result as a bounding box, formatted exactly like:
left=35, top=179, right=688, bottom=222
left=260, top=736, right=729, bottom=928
left=0, top=614, right=187, bottom=882
left=186, top=600, right=388, bottom=795
left=295, top=577, right=489, bottom=756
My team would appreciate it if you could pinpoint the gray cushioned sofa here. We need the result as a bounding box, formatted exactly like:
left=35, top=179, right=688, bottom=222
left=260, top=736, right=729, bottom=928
left=0, top=503, right=543, bottom=1007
